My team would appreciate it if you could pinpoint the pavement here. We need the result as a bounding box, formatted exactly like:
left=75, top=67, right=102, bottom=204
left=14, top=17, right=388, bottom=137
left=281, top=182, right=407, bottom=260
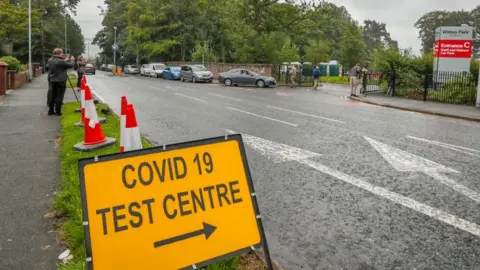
left=87, top=72, right=480, bottom=269
left=0, top=75, right=61, bottom=269
left=319, top=83, right=480, bottom=122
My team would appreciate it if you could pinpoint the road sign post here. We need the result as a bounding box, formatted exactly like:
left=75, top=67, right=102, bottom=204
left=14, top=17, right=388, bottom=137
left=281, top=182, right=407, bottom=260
left=78, top=134, right=272, bottom=270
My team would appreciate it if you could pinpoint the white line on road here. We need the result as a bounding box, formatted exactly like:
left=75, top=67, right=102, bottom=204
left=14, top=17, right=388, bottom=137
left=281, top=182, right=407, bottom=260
left=225, top=107, right=298, bottom=127
left=300, top=158, right=480, bottom=237
left=164, top=85, right=178, bottom=91
left=232, top=130, right=480, bottom=237
left=208, top=93, right=244, bottom=102
left=266, top=105, right=345, bottom=124
left=180, top=87, right=197, bottom=92
left=149, top=86, right=166, bottom=92
left=174, top=93, right=207, bottom=103
left=407, top=135, right=480, bottom=157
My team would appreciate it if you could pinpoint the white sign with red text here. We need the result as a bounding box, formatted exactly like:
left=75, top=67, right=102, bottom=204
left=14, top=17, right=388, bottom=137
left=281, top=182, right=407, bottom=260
left=433, top=26, right=473, bottom=76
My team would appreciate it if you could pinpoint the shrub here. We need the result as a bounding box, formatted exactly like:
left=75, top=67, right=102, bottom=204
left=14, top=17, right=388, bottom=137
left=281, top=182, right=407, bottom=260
left=428, top=73, right=477, bottom=104
left=0, top=56, right=22, bottom=72
left=320, top=76, right=349, bottom=84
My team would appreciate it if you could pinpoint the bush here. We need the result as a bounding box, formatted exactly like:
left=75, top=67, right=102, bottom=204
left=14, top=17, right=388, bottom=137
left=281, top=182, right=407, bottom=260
left=0, top=56, right=22, bottom=72
left=320, top=76, right=349, bottom=84
left=428, top=73, right=478, bottom=104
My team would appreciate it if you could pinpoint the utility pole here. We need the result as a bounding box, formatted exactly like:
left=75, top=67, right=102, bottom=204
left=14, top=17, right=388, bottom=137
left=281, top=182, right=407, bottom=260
left=28, top=0, right=32, bottom=81
left=113, top=26, right=117, bottom=67
left=64, top=14, right=68, bottom=53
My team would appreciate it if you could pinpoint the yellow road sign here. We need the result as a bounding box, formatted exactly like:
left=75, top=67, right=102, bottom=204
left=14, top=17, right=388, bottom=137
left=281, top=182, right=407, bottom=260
left=79, top=134, right=265, bottom=270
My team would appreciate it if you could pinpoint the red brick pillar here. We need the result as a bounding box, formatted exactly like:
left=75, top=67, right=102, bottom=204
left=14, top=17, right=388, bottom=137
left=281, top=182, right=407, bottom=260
left=0, top=62, right=8, bottom=96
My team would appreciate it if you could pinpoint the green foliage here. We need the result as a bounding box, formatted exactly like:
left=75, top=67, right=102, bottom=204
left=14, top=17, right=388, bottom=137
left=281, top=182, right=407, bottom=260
left=0, top=2, right=39, bottom=44
left=0, top=56, right=21, bottom=71
left=279, top=38, right=300, bottom=63
left=428, top=73, right=478, bottom=104
left=304, top=40, right=329, bottom=64
left=2, top=0, right=85, bottom=65
left=191, top=41, right=218, bottom=63
left=414, top=7, right=480, bottom=55
left=320, top=76, right=350, bottom=84
left=94, top=0, right=395, bottom=67
left=339, top=23, right=366, bottom=69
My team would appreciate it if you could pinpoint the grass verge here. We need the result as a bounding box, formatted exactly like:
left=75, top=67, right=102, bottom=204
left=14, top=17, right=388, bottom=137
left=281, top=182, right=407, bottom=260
left=66, top=73, right=78, bottom=88
left=56, top=101, right=248, bottom=270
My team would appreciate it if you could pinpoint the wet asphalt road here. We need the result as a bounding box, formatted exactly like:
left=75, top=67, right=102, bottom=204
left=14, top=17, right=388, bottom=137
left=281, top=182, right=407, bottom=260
left=86, top=72, right=480, bottom=270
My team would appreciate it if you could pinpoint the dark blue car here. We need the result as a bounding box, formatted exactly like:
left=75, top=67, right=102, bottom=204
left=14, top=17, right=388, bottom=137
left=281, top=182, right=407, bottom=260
left=162, top=66, right=181, bottom=80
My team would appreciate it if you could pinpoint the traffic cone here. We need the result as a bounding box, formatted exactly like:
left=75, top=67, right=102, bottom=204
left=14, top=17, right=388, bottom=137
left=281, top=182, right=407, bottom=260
left=73, top=86, right=116, bottom=152
left=120, top=96, right=128, bottom=152
left=124, top=104, right=142, bottom=152
left=75, top=84, right=106, bottom=127
left=75, top=77, right=86, bottom=112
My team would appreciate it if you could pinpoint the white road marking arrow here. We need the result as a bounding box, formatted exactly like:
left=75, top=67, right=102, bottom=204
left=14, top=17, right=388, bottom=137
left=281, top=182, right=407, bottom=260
left=406, top=135, right=480, bottom=157
left=365, top=137, right=480, bottom=204
left=225, top=129, right=320, bottom=163
left=226, top=130, right=480, bottom=237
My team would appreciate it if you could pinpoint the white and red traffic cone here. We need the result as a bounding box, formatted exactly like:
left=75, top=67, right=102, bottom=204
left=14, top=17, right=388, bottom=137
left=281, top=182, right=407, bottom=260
left=75, top=76, right=87, bottom=112
left=73, top=85, right=116, bottom=152
left=75, top=84, right=105, bottom=127
left=124, top=104, right=142, bottom=152
left=120, top=96, right=128, bottom=152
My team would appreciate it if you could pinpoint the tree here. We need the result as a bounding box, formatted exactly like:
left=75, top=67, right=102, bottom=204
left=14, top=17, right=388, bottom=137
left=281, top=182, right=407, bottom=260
left=191, top=41, right=217, bottom=63
left=304, top=40, right=329, bottom=64
left=0, top=2, right=39, bottom=44
left=362, top=19, right=398, bottom=65
left=93, top=0, right=379, bottom=68
left=279, top=38, right=299, bottom=63
left=339, top=24, right=366, bottom=69
left=414, top=10, right=475, bottom=54
left=470, top=5, right=480, bottom=57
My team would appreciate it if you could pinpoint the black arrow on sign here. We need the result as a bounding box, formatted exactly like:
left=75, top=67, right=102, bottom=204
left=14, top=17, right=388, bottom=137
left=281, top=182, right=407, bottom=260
left=153, top=222, right=217, bottom=248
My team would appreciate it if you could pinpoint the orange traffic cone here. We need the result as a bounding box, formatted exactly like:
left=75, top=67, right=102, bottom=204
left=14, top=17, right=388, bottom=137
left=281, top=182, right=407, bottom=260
left=75, top=77, right=87, bottom=112
left=120, top=96, right=128, bottom=152
left=73, top=86, right=116, bottom=152
left=124, top=104, right=142, bottom=152
left=75, top=84, right=106, bottom=127
left=79, top=76, right=86, bottom=91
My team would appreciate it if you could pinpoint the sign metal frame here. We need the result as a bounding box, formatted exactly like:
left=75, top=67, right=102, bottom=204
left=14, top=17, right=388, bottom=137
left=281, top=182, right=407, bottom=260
left=78, top=134, right=273, bottom=270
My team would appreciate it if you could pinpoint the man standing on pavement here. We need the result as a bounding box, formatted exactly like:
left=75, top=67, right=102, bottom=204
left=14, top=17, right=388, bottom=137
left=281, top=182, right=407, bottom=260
left=349, top=63, right=361, bottom=97
left=76, top=55, right=86, bottom=91
left=47, top=48, right=74, bottom=116
left=290, top=65, right=298, bottom=88
left=45, top=55, right=53, bottom=107
left=312, top=65, right=321, bottom=90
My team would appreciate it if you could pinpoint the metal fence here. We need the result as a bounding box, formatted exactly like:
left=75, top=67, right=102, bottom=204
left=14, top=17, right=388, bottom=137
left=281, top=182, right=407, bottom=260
left=390, top=70, right=478, bottom=106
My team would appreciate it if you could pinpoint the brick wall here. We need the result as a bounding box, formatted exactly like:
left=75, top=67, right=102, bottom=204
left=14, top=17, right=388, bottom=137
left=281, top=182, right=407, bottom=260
left=8, top=71, right=28, bottom=89
left=165, top=62, right=273, bottom=79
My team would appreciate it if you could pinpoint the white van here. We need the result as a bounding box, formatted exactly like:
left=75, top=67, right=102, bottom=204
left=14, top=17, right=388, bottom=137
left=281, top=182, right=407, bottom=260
left=140, top=64, right=152, bottom=76
left=148, top=63, right=166, bottom=78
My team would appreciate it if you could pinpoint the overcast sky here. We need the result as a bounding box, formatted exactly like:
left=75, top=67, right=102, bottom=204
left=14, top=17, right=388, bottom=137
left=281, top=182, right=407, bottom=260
left=74, top=0, right=478, bottom=59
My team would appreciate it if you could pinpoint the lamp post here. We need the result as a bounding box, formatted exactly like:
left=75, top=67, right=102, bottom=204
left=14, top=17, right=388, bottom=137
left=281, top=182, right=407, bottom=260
left=28, top=0, right=32, bottom=81
left=113, top=26, right=117, bottom=68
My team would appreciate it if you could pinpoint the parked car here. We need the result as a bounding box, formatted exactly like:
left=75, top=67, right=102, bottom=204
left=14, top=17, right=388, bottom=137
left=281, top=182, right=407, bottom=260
left=180, top=65, right=213, bottom=83
left=100, top=64, right=107, bottom=71
left=218, top=69, right=276, bottom=87
left=84, top=63, right=96, bottom=75
left=140, top=64, right=152, bottom=76
left=107, top=64, right=115, bottom=71
left=125, top=65, right=139, bottom=74
left=148, top=63, right=166, bottom=78
left=162, top=66, right=181, bottom=80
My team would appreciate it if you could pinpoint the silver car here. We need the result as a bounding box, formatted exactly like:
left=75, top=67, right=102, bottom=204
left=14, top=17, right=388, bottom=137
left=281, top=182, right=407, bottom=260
left=180, top=65, right=213, bottom=83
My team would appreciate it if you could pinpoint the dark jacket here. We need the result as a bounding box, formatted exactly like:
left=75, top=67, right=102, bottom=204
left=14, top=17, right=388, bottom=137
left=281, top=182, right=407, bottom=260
left=312, top=68, right=321, bottom=78
left=48, top=56, right=74, bottom=82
